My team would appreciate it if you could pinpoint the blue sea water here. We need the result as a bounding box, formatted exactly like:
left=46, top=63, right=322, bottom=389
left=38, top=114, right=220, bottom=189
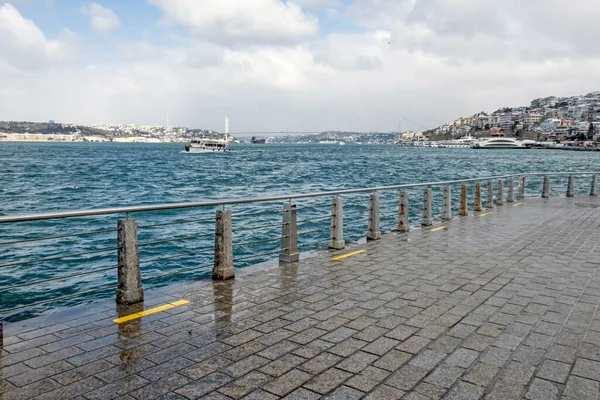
left=0, top=142, right=598, bottom=321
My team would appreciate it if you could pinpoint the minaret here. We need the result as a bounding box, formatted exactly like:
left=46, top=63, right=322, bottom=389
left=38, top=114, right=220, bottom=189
left=225, top=116, right=229, bottom=141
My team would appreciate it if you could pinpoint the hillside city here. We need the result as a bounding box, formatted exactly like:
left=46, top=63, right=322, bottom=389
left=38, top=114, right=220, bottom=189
left=1, top=91, right=599, bottom=144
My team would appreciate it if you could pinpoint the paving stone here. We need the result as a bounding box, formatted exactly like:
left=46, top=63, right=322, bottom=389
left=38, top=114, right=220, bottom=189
left=485, top=379, right=526, bottom=400
left=385, top=325, right=418, bottom=341
left=138, top=356, right=196, bottom=381
left=263, top=369, right=313, bottom=396
left=223, top=355, right=270, bottom=378
left=397, top=336, right=431, bottom=354
left=462, top=362, right=500, bottom=387
left=414, top=381, right=447, bottom=399
left=174, top=372, right=232, bottom=400
left=363, top=384, right=404, bottom=400
left=281, top=387, right=321, bottom=399
left=546, top=344, right=577, bottom=364
left=386, top=364, right=429, bottom=390
left=322, top=385, right=364, bottom=399
left=300, top=352, right=342, bottom=375
left=0, top=378, right=62, bottom=400
left=34, top=376, right=105, bottom=400
left=345, top=366, right=390, bottom=392
left=525, top=378, right=560, bottom=400
left=327, top=338, right=368, bottom=357
left=562, top=375, right=600, bottom=400
left=479, top=346, right=511, bottom=367
left=536, top=359, right=572, bottom=384
left=335, top=351, right=378, bottom=373
left=445, top=348, right=479, bottom=368
left=52, top=359, right=113, bottom=385
left=218, top=371, right=273, bottom=399
left=424, top=363, right=464, bottom=388
left=443, top=381, right=485, bottom=400
left=84, top=375, right=150, bottom=400
left=408, top=349, right=447, bottom=371
left=572, top=357, right=600, bottom=381
left=511, top=345, right=546, bottom=366
left=361, top=337, right=399, bottom=356
left=242, top=389, right=279, bottom=400
left=259, top=353, right=306, bottom=377
left=373, top=349, right=412, bottom=371
left=500, top=361, right=535, bottom=385
left=427, top=335, right=461, bottom=353
left=303, top=368, right=352, bottom=395
left=321, top=327, right=358, bottom=344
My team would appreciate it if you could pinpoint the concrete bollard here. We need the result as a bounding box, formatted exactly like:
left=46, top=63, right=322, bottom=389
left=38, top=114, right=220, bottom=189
left=441, top=186, right=452, bottom=221
left=591, top=175, right=598, bottom=196
left=473, top=182, right=482, bottom=212
left=459, top=184, right=468, bottom=216
left=517, top=177, right=525, bottom=200
left=117, top=219, right=144, bottom=304
left=507, top=177, right=514, bottom=203
left=567, top=176, right=574, bottom=197
left=422, top=189, right=433, bottom=226
left=542, top=176, right=550, bottom=198
left=398, top=191, right=410, bottom=232
left=0, top=321, right=3, bottom=349
left=329, top=197, right=345, bottom=249
left=497, top=180, right=504, bottom=206
left=486, top=181, right=494, bottom=209
left=213, top=210, right=234, bottom=280
left=367, top=193, right=382, bottom=240
left=280, top=203, right=299, bottom=263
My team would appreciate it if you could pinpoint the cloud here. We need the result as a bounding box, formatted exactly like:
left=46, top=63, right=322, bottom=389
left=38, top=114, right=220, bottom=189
left=289, top=0, right=341, bottom=9
left=83, top=2, right=120, bottom=34
left=0, top=3, right=77, bottom=71
left=148, top=0, right=318, bottom=47
left=312, top=31, right=388, bottom=70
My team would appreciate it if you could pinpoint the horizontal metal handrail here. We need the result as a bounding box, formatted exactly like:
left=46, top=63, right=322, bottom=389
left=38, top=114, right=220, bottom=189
left=231, top=222, right=284, bottom=233
left=0, top=247, right=118, bottom=269
left=233, top=249, right=284, bottom=262
left=138, top=216, right=214, bottom=229
left=138, top=232, right=215, bottom=248
left=141, top=263, right=214, bottom=282
left=232, top=236, right=286, bottom=248
left=139, top=248, right=213, bottom=264
left=5, top=172, right=597, bottom=224
left=298, top=240, right=328, bottom=248
left=232, top=209, right=282, bottom=218
left=0, top=265, right=118, bottom=292
left=0, top=284, right=117, bottom=313
left=298, top=227, right=330, bottom=236
left=297, top=215, right=331, bottom=223
left=0, top=228, right=117, bottom=246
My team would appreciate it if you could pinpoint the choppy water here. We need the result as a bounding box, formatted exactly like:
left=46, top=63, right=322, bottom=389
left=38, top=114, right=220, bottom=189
left=1, top=142, right=598, bottom=321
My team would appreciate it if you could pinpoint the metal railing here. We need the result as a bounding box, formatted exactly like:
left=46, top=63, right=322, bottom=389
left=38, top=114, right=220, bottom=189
left=1, top=171, right=599, bottom=322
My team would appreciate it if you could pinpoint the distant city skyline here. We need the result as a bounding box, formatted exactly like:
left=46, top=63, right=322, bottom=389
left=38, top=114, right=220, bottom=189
left=1, top=1, right=600, bottom=133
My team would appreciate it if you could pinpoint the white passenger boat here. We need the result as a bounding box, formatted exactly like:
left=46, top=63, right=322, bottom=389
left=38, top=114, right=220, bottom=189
left=441, top=135, right=479, bottom=148
left=184, top=134, right=229, bottom=153
left=472, top=138, right=525, bottom=149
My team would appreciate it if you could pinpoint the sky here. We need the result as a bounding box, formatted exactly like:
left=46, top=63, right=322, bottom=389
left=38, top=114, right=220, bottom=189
left=1, top=0, right=599, bottom=133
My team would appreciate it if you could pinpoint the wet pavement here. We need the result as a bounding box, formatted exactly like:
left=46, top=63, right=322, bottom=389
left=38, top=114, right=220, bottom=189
left=2, top=197, right=600, bottom=399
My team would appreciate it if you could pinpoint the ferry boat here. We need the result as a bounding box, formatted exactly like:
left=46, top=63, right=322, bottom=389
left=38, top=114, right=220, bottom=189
left=184, top=133, right=230, bottom=153
left=440, top=135, right=479, bottom=148
left=250, top=136, right=266, bottom=144
left=472, top=138, right=525, bottom=149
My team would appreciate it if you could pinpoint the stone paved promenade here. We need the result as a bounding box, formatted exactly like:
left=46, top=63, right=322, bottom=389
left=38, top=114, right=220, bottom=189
left=2, top=197, right=600, bottom=399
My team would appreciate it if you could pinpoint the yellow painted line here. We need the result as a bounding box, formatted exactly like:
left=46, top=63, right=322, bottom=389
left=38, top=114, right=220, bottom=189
left=114, top=300, right=190, bottom=324
left=479, top=212, right=493, bottom=217
left=513, top=202, right=523, bottom=207
left=430, top=226, right=447, bottom=232
left=332, top=250, right=366, bottom=261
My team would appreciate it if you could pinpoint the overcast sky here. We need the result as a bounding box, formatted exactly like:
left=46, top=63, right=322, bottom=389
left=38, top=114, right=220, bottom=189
left=1, top=0, right=598, bottom=133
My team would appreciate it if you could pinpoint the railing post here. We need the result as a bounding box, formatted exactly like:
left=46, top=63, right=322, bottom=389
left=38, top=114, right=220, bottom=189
left=459, top=184, right=468, bottom=216
left=497, top=180, right=504, bottom=206
left=280, top=203, right=299, bottom=263
left=507, top=177, right=514, bottom=203
left=542, top=175, right=550, bottom=198
left=422, top=189, right=433, bottom=226
left=486, top=181, right=494, bottom=209
left=517, top=177, right=525, bottom=200
left=329, top=196, right=345, bottom=249
left=214, top=209, right=234, bottom=280
left=567, top=176, right=574, bottom=197
left=441, top=186, right=452, bottom=221
left=473, top=182, right=482, bottom=212
left=591, top=175, right=598, bottom=196
left=117, top=218, right=143, bottom=304
left=367, top=193, right=381, bottom=240
left=398, top=191, right=410, bottom=232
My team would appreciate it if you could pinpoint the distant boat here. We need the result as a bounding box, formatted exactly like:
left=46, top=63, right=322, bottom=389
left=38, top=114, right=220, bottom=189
left=250, top=136, right=266, bottom=144
left=473, top=138, right=525, bottom=149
